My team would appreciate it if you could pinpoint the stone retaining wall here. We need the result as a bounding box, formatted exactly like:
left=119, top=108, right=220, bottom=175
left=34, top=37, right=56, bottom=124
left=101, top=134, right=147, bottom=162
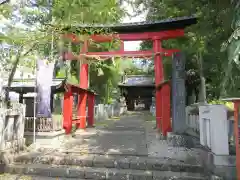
left=0, top=103, right=26, bottom=153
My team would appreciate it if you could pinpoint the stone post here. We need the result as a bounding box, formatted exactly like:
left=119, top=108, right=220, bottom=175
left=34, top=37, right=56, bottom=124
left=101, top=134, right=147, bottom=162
left=111, top=104, right=114, bottom=117
left=172, top=52, right=186, bottom=134
left=98, top=104, right=105, bottom=121
left=0, top=109, right=5, bottom=150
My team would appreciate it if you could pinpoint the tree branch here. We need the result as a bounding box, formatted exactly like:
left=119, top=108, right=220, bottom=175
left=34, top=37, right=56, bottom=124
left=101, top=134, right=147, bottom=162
left=5, top=43, right=37, bottom=106
left=0, top=0, right=10, bottom=5
left=7, top=43, right=37, bottom=87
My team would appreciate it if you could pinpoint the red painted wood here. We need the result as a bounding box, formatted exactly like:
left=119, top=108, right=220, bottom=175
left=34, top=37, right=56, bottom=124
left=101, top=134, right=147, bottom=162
left=161, top=83, right=172, bottom=136
left=63, top=91, right=73, bottom=134
left=78, top=93, right=87, bottom=129
left=153, top=39, right=164, bottom=130
left=234, top=102, right=240, bottom=180
left=64, top=84, right=94, bottom=95
left=72, top=119, right=82, bottom=124
left=88, top=94, right=95, bottom=127
left=77, top=40, right=89, bottom=129
left=80, top=64, right=89, bottom=89
left=63, top=29, right=184, bottom=42
left=118, top=29, right=184, bottom=41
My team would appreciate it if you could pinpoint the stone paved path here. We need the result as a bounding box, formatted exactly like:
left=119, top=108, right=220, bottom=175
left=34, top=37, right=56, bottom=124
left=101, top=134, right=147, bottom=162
left=0, top=174, right=80, bottom=180
left=3, top=111, right=208, bottom=180
left=63, top=112, right=148, bottom=156
left=60, top=111, right=200, bottom=165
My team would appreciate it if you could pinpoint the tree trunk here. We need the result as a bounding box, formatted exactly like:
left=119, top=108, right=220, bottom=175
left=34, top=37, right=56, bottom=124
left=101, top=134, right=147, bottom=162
left=5, top=44, right=36, bottom=107
left=198, top=51, right=207, bottom=103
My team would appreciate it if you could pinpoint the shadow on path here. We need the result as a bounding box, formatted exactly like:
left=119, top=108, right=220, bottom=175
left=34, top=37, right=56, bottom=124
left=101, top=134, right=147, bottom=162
left=62, top=111, right=201, bottom=166
left=64, top=112, right=148, bottom=156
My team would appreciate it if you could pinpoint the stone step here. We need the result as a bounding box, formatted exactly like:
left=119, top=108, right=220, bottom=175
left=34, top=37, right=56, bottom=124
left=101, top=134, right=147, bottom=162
left=14, top=152, right=205, bottom=173
left=6, top=163, right=208, bottom=180
left=0, top=174, right=83, bottom=180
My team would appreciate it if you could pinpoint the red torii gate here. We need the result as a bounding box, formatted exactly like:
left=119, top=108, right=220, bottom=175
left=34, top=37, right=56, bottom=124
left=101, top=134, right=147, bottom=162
left=62, top=16, right=197, bottom=136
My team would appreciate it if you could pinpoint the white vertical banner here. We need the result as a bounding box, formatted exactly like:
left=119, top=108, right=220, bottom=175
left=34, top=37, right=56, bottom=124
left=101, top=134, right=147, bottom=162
left=36, top=59, right=54, bottom=118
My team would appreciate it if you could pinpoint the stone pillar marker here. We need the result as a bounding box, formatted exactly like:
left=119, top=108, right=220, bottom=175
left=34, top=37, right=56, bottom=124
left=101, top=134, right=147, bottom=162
left=172, top=52, right=186, bottom=133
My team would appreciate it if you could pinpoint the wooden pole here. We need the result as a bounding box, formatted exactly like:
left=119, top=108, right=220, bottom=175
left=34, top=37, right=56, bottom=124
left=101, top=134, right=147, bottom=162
left=87, top=94, right=95, bottom=127
left=63, top=91, right=73, bottom=134
left=77, top=40, right=88, bottom=129
left=153, top=38, right=164, bottom=131
left=162, top=83, right=171, bottom=136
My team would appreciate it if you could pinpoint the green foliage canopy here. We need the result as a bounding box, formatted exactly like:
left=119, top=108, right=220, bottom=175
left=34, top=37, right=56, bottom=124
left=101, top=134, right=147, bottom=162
left=138, top=0, right=235, bottom=100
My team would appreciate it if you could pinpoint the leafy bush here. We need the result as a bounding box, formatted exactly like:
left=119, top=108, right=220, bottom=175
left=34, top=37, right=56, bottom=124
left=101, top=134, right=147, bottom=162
left=208, top=100, right=234, bottom=110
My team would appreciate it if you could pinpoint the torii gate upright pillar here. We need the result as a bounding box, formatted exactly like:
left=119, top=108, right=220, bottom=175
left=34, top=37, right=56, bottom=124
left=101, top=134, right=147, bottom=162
left=153, top=37, right=164, bottom=130
left=77, top=40, right=88, bottom=129
left=153, top=37, right=171, bottom=136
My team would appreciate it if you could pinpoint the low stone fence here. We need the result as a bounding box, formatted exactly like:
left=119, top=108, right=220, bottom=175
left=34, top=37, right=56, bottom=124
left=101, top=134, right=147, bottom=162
left=24, top=116, right=64, bottom=147
left=0, top=103, right=26, bottom=153
left=24, top=102, right=126, bottom=133
left=185, top=104, right=236, bottom=179
left=151, top=103, right=235, bottom=149
left=94, top=102, right=127, bottom=121
left=185, top=103, right=238, bottom=159
left=150, top=104, right=200, bottom=136
left=24, top=117, right=63, bottom=132
left=185, top=104, right=201, bottom=135
left=185, top=103, right=235, bottom=143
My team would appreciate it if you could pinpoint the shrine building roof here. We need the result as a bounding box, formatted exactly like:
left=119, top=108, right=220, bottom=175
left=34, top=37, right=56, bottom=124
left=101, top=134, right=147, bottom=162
left=118, top=75, right=155, bottom=88
left=4, top=78, right=96, bottom=95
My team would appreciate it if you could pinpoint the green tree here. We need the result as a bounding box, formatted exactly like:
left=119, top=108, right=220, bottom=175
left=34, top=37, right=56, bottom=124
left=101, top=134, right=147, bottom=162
left=138, top=0, right=234, bottom=101
left=1, top=0, right=127, bottom=104
left=220, top=0, right=240, bottom=97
